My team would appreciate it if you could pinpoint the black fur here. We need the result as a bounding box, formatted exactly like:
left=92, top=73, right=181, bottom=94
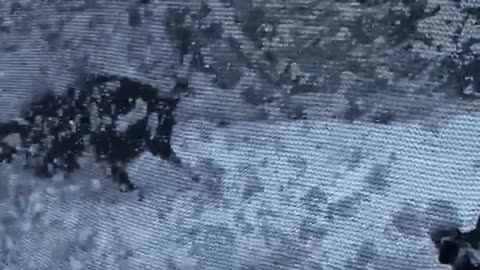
left=439, top=238, right=461, bottom=264
left=0, top=73, right=182, bottom=193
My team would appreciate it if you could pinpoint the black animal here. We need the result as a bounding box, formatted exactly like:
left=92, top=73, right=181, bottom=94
left=0, top=73, right=184, bottom=193
left=431, top=217, right=480, bottom=270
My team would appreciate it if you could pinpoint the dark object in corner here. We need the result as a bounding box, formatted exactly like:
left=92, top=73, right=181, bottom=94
left=0, top=73, right=181, bottom=193
left=431, top=216, right=480, bottom=270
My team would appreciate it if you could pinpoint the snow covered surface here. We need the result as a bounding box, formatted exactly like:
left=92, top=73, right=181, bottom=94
left=1, top=115, right=480, bottom=269
left=2, top=0, right=480, bottom=269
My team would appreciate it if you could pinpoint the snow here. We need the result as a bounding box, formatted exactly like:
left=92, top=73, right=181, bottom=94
left=1, top=113, right=480, bottom=269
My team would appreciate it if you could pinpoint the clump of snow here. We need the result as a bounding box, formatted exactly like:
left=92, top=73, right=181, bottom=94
left=75, top=226, right=97, bottom=251
left=44, top=186, right=57, bottom=195
left=69, top=256, right=85, bottom=270
left=90, top=178, right=102, bottom=192
left=52, top=173, right=65, bottom=183
left=2, top=134, right=21, bottom=148
left=118, top=259, right=131, bottom=270
left=177, top=256, right=197, bottom=270
left=66, top=184, right=81, bottom=193
left=19, top=220, right=32, bottom=232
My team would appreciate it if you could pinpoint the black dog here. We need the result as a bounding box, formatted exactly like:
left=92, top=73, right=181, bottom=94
left=0, top=73, right=184, bottom=193
left=431, top=217, right=480, bottom=270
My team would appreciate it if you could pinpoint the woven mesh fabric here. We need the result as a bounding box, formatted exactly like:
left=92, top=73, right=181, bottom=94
left=1, top=0, right=480, bottom=269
